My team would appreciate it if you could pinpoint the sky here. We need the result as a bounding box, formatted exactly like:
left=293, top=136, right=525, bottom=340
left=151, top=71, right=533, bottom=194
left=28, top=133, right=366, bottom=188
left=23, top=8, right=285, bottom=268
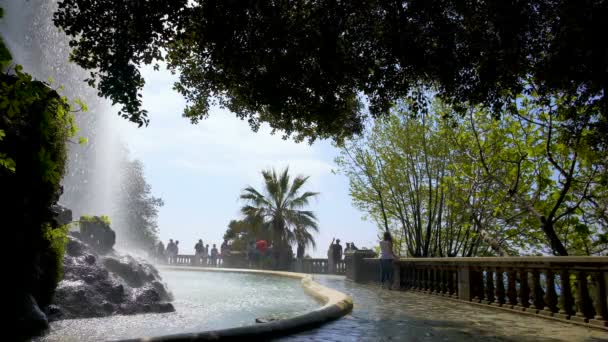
left=113, top=65, right=379, bottom=257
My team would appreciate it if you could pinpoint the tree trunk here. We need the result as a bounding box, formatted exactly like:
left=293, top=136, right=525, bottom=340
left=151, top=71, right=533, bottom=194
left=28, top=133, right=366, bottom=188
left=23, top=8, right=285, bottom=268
left=542, top=218, right=569, bottom=256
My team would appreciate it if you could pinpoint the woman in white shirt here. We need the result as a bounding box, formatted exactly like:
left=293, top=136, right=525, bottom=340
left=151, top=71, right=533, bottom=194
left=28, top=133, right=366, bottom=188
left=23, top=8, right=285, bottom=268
left=379, top=231, right=396, bottom=289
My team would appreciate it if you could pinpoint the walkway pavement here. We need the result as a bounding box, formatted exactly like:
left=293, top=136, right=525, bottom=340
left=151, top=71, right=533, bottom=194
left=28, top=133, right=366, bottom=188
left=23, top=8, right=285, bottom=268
left=278, top=275, right=608, bottom=342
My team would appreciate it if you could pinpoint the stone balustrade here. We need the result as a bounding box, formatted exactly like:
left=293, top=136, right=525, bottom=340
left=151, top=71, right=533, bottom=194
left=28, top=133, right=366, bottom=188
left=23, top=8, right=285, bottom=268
left=292, top=258, right=346, bottom=275
left=347, top=256, right=608, bottom=328
left=159, top=254, right=347, bottom=275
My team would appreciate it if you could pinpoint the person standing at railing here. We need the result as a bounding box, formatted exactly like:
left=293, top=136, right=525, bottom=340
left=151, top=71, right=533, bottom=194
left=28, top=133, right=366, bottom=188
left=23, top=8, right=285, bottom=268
left=379, top=231, right=396, bottom=290
left=204, top=244, right=210, bottom=265
left=174, top=240, right=180, bottom=263
left=156, top=241, right=166, bottom=264
left=194, top=239, right=204, bottom=265
left=327, top=238, right=335, bottom=273
left=210, top=244, right=218, bottom=266
left=166, top=239, right=175, bottom=264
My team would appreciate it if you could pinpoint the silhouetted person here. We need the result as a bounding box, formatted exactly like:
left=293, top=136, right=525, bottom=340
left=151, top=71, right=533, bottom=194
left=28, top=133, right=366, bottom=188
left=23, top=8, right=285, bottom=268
left=210, top=244, right=218, bottom=266
left=156, top=241, right=165, bottom=264
left=297, top=244, right=305, bottom=259
left=166, top=239, right=175, bottom=264
left=195, top=239, right=204, bottom=265
left=327, top=238, right=335, bottom=273
left=247, top=240, right=257, bottom=268
left=204, top=244, right=210, bottom=265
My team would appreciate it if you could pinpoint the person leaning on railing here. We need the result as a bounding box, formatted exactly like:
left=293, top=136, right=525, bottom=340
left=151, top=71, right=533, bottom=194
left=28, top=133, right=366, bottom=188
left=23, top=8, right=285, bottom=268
left=379, top=231, right=397, bottom=290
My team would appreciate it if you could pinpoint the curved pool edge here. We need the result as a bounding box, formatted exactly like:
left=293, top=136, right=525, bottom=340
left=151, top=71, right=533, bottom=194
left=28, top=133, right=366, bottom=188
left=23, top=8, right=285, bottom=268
left=117, top=266, right=353, bottom=342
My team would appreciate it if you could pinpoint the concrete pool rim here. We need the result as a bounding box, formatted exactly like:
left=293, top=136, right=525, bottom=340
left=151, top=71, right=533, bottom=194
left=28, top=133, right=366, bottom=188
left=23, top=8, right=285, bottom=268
left=117, top=266, right=354, bottom=341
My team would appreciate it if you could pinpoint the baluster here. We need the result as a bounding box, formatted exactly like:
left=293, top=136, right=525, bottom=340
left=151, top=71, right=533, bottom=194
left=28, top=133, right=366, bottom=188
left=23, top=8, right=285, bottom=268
left=506, top=270, right=518, bottom=308
left=590, top=271, right=608, bottom=327
left=451, top=269, right=459, bottom=297
left=556, top=269, right=574, bottom=319
left=440, top=269, right=447, bottom=295
left=419, top=268, right=426, bottom=292
left=493, top=268, right=505, bottom=306
left=572, top=271, right=593, bottom=323
left=440, top=268, right=446, bottom=295
left=529, top=269, right=545, bottom=313
left=542, top=269, right=558, bottom=316
left=472, top=269, right=483, bottom=303
left=432, top=268, right=439, bottom=294
left=446, top=269, right=454, bottom=297
left=517, top=270, right=530, bottom=310
left=422, top=266, right=430, bottom=293
left=484, top=268, right=495, bottom=304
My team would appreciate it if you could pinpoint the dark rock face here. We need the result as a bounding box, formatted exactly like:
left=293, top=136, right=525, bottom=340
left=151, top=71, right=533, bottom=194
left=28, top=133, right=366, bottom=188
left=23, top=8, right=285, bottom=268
left=53, top=234, right=174, bottom=320
left=79, top=218, right=116, bottom=254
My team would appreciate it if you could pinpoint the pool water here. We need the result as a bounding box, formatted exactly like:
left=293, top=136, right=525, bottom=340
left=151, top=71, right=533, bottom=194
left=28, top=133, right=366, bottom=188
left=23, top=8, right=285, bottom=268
left=37, top=269, right=319, bottom=341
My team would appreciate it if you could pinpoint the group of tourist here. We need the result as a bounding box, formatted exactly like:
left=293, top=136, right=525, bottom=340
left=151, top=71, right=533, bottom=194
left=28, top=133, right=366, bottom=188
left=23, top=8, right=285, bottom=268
left=154, top=239, right=180, bottom=264
left=153, top=238, right=231, bottom=265
left=193, top=239, right=222, bottom=265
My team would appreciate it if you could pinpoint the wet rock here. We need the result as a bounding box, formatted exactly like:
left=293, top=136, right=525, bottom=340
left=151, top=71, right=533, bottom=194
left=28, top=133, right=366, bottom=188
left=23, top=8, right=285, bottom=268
left=51, top=204, right=72, bottom=226
left=45, top=304, right=63, bottom=321
left=16, top=294, right=49, bottom=338
left=84, top=254, right=96, bottom=265
left=52, top=233, right=174, bottom=320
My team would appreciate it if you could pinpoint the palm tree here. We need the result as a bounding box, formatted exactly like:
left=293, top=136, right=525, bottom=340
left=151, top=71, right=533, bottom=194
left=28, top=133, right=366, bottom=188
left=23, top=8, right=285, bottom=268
left=240, top=167, right=319, bottom=267
left=294, top=224, right=317, bottom=259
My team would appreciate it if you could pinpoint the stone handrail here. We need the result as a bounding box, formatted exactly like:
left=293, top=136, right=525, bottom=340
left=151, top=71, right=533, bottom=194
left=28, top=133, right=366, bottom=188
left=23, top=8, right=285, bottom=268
left=293, top=258, right=346, bottom=275
left=348, top=256, right=608, bottom=328
left=158, top=254, right=347, bottom=275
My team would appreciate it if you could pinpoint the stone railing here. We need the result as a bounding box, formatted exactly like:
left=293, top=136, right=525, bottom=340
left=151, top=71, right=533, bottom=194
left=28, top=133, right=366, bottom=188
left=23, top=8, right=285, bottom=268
left=164, top=255, right=225, bottom=267
left=292, top=258, right=346, bottom=275
left=160, top=254, right=347, bottom=275
left=348, top=256, right=608, bottom=328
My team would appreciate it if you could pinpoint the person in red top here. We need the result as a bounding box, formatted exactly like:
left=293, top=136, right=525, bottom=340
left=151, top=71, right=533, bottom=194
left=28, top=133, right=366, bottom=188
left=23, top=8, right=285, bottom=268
left=256, top=239, right=268, bottom=255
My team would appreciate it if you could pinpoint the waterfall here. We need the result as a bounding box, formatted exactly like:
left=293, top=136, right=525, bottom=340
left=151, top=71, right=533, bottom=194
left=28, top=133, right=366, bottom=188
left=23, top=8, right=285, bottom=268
left=0, top=0, right=128, bottom=240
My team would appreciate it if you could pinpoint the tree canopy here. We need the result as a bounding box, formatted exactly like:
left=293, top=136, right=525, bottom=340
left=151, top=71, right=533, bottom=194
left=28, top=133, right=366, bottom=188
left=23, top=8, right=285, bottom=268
left=54, top=0, right=608, bottom=143
left=336, top=97, right=607, bottom=256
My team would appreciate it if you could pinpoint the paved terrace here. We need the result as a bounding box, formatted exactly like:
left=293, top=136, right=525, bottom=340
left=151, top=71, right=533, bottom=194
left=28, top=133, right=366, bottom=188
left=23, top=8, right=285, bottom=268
left=280, top=275, right=608, bottom=342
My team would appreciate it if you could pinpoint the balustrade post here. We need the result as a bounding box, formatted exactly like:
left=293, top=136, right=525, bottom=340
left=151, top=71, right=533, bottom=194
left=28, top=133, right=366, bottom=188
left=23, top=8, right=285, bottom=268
left=556, top=269, right=574, bottom=319
left=439, top=268, right=450, bottom=296
left=446, top=269, right=454, bottom=297
left=572, top=271, right=593, bottom=323
left=529, top=269, right=545, bottom=313
left=406, top=266, right=413, bottom=288
left=541, top=269, right=558, bottom=316
left=471, top=268, right=484, bottom=303
left=448, top=269, right=457, bottom=297
left=589, top=271, right=608, bottom=327
left=516, top=270, right=530, bottom=311
left=392, top=261, right=401, bottom=290
left=431, top=267, right=439, bottom=294
left=484, top=269, right=495, bottom=304
left=506, top=270, right=518, bottom=308
left=493, top=268, right=505, bottom=306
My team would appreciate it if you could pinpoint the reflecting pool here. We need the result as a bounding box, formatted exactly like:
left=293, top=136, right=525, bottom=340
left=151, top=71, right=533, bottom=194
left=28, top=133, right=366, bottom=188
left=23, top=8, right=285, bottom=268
left=38, top=269, right=319, bottom=341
